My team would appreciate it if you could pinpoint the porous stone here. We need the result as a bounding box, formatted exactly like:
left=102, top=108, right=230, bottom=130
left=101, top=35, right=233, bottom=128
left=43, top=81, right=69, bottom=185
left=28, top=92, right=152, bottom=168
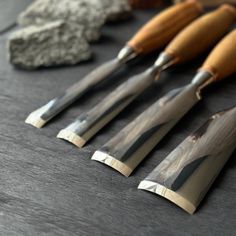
left=18, top=0, right=106, bottom=42
left=8, top=21, right=92, bottom=69
left=18, top=0, right=132, bottom=42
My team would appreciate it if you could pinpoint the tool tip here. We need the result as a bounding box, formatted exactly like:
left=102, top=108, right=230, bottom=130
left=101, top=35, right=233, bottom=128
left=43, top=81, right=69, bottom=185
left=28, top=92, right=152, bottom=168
left=138, top=180, right=196, bottom=214
left=25, top=112, right=46, bottom=128
left=91, top=151, right=132, bottom=177
left=57, top=129, right=86, bottom=148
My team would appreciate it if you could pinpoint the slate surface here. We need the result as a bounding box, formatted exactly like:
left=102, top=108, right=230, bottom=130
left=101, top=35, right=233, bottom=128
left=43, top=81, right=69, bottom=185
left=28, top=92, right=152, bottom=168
left=0, top=7, right=235, bottom=236
left=0, top=0, right=32, bottom=34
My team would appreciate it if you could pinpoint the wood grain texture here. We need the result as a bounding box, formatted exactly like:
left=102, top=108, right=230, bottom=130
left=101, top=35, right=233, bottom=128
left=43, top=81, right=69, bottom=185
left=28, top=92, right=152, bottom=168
left=0, top=9, right=236, bottom=236
left=201, top=30, right=236, bottom=81
left=165, top=4, right=236, bottom=64
left=174, top=0, right=236, bottom=7
left=128, top=0, right=202, bottom=54
left=139, top=106, right=236, bottom=214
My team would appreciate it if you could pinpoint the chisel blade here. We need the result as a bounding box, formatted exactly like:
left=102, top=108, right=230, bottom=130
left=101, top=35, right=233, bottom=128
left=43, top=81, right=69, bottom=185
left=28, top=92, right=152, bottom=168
left=92, top=82, right=201, bottom=177
left=25, top=58, right=123, bottom=128
left=57, top=67, right=159, bottom=148
left=25, top=1, right=202, bottom=128
left=138, top=106, right=236, bottom=214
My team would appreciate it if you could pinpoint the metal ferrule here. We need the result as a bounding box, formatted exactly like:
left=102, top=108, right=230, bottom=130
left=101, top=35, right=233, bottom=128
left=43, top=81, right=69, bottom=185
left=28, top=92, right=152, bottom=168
left=154, top=52, right=176, bottom=72
left=191, top=70, right=214, bottom=99
left=191, top=70, right=214, bottom=88
left=117, top=46, right=137, bottom=63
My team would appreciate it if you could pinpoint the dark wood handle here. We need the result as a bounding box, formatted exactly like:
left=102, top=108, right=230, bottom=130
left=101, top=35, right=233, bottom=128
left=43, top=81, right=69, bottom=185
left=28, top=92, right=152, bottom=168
left=127, top=0, right=202, bottom=54
left=164, top=4, right=236, bottom=64
left=201, top=30, right=236, bottom=81
left=139, top=106, right=236, bottom=214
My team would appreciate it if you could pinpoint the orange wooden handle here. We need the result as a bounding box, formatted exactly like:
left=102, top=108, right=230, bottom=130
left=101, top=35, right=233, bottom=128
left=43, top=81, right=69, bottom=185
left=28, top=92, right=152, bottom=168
left=127, top=0, right=203, bottom=54
left=164, top=4, right=236, bottom=64
left=200, top=30, right=236, bottom=81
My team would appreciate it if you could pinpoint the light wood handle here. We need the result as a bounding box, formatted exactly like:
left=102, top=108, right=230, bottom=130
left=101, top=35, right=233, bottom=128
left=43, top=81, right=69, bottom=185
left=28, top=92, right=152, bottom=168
left=127, top=0, right=203, bottom=54
left=164, top=4, right=236, bottom=64
left=201, top=29, right=236, bottom=81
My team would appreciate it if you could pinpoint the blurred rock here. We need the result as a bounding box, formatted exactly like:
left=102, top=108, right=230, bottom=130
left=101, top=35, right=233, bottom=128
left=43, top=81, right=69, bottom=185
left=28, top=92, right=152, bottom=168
left=8, top=21, right=92, bottom=69
left=99, top=0, right=132, bottom=22
left=18, top=0, right=106, bottom=42
left=18, top=0, right=132, bottom=42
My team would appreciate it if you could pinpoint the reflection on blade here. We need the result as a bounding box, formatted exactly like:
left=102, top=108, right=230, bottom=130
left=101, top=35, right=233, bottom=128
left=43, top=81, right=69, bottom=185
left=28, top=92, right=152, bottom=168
left=92, top=83, right=201, bottom=176
left=25, top=58, right=123, bottom=128
left=139, top=106, right=236, bottom=214
left=57, top=67, right=158, bottom=148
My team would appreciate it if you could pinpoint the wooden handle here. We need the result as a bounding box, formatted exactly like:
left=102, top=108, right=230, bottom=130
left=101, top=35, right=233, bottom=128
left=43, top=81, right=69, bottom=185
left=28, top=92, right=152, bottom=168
left=127, top=0, right=203, bottom=54
left=201, top=30, right=236, bottom=81
left=164, top=4, right=236, bottom=64
left=173, top=0, right=236, bottom=7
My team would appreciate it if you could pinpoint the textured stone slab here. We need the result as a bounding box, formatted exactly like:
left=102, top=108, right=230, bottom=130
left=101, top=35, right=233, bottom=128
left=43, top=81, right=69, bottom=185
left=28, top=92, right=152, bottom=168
left=8, top=21, right=92, bottom=69
left=18, top=0, right=131, bottom=42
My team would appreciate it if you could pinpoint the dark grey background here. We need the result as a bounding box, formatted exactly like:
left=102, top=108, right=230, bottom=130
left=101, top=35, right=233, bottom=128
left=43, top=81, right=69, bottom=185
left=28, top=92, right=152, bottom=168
left=0, top=2, right=235, bottom=235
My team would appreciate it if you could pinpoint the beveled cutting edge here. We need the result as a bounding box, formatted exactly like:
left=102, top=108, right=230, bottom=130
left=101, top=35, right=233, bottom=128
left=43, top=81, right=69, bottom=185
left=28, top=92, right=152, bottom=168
left=92, top=30, right=236, bottom=176
left=91, top=74, right=206, bottom=177
left=25, top=1, right=202, bottom=128
left=138, top=106, right=236, bottom=214
left=58, top=5, right=236, bottom=148
left=25, top=52, right=134, bottom=128
left=57, top=54, right=174, bottom=148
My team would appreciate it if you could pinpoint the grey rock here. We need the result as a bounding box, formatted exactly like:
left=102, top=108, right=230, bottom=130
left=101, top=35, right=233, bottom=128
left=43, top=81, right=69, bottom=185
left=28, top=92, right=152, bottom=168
left=18, top=0, right=106, bottom=42
left=98, top=0, right=132, bottom=22
left=8, top=21, right=92, bottom=69
left=18, top=0, right=132, bottom=42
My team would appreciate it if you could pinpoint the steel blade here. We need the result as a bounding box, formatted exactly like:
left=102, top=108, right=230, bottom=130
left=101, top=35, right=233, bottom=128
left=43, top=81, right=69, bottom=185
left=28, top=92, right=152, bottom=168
left=25, top=58, right=123, bottom=128
left=92, top=83, right=201, bottom=176
left=138, top=106, right=236, bottom=214
left=57, top=67, right=158, bottom=148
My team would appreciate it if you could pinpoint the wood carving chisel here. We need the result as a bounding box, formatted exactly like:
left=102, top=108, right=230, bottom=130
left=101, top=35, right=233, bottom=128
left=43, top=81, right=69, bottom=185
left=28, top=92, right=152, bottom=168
left=58, top=5, right=235, bottom=148
left=25, top=0, right=202, bottom=128
left=138, top=106, right=236, bottom=214
left=92, top=30, right=236, bottom=177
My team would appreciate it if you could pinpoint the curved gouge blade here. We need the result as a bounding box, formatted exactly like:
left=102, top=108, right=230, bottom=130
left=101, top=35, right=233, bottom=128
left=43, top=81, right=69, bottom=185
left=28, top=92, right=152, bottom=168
left=92, top=30, right=236, bottom=176
left=91, top=80, right=203, bottom=177
left=57, top=67, right=159, bottom=148
left=138, top=106, right=236, bottom=214
left=25, top=1, right=202, bottom=128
